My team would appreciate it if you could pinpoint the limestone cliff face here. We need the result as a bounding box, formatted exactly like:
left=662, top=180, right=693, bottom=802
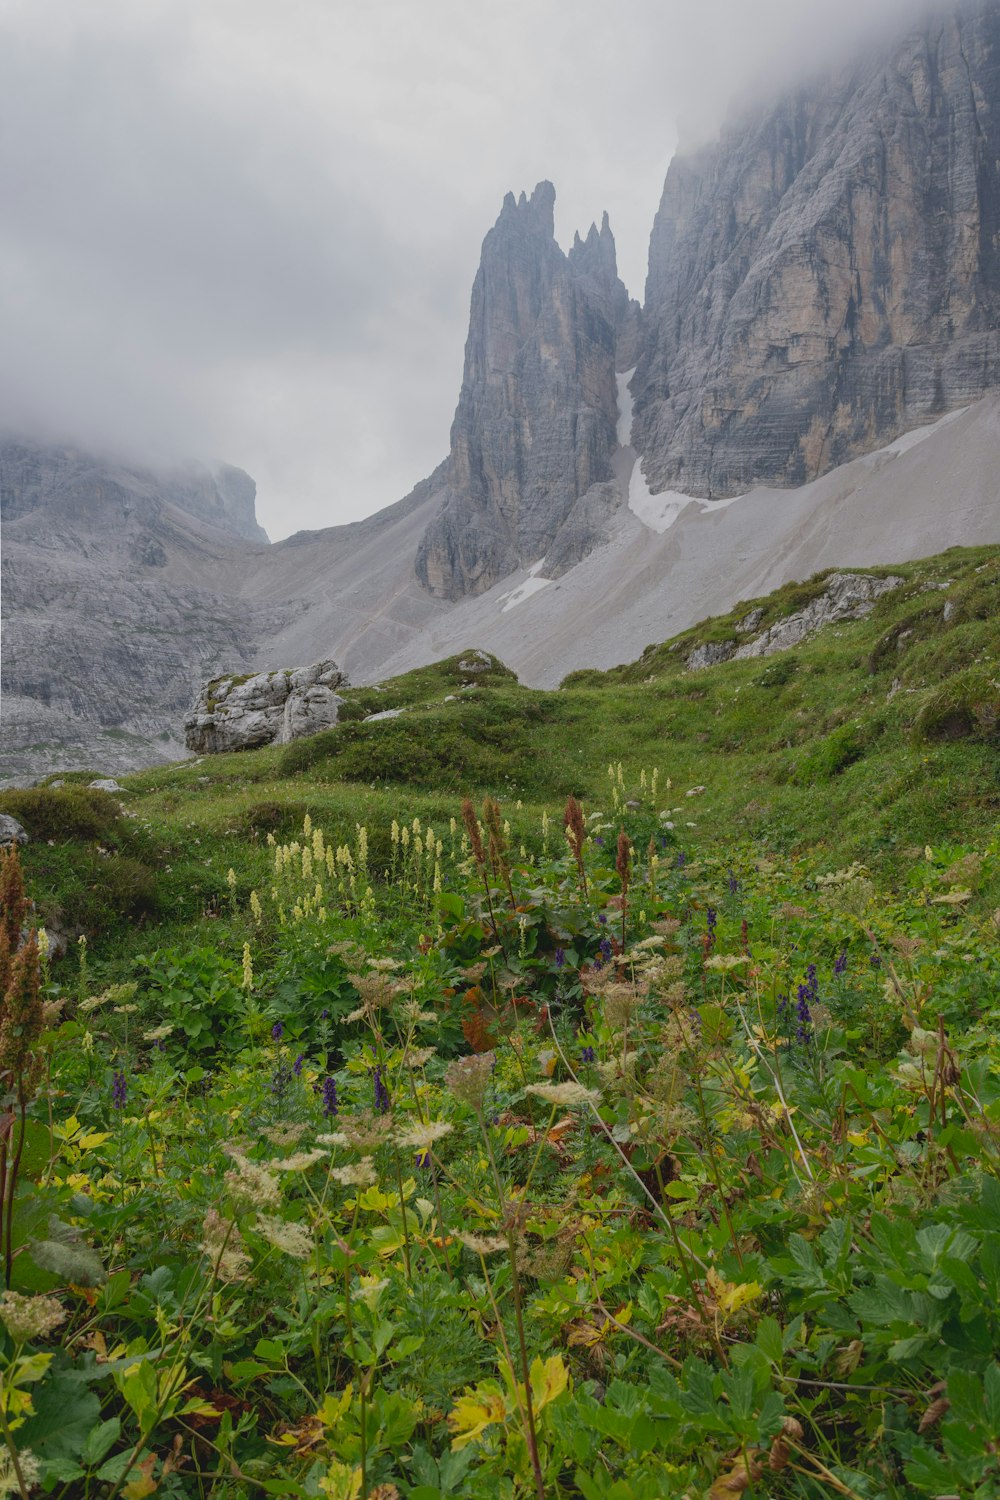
left=415, top=183, right=639, bottom=599
left=632, top=0, right=1000, bottom=498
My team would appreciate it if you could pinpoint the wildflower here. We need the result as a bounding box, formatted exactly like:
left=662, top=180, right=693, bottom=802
left=728, top=870, right=741, bottom=895
left=143, top=1023, right=174, bottom=1042
left=224, top=1156, right=281, bottom=1211
left=524, top=1081, right=601, bottom=1109
left=457, top=1231, right=507, bottom=1255
left=0, top=1450, right=40, bottom=1496
left=293, top=1054, right=305, bottom=1077
left=371, top=1065, right=391, bottom=1115
left=404, top=1045, right=436, bottom=1068
left=580, top=1045, right=596, bottom=1065
left=0, top=1292, right=66, bottom=1343
left=706, top=908, right=717, bottom=947
left=255, top=1215, right=313, bottom=1259
left=616, top=830, right=632, bottom=893
left=250, top=890, right=263, bottom=923
left=795, top=985, right=813, bottom=1045
left=834, top=952, right=848, bottom=975
left=414, top=1151, right=431, bottom=1169
left=111, top=1070, right=127, bottom=1111
left=445, top=1052, right=495, bottom=1112
left=330, top=1158, right=377, bottom=1188
left=112, top=1003, right=138, bottom=1014
left=270, top=1060, right=293, bottom=1102
left=554, top=947, right=565, bottom=968
left=598, top=935, right=613, bottom=961
left=332, top=1112, right=392, bottom=1151
left=461, top=798, right=486, bottom=869
left=263, top=1123, right=308, bottom=1148
left=870, top=952, right=882, bottom=969
left=272, top=1021, right=284, bottom=1041
left=227, top=867, right=237, bottom=890
left=270, top=1149, right=328, bottom=1172
left=396, top=1120, right=453, bottom=1151
left=242, top=943, right=254, bottom=991
left=201, top=1209, right=252, bottom=1281
left=321, top=1076, right=339, bottom=1117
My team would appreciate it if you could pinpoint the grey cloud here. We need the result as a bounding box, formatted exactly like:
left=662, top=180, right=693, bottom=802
left=0, top=0, right=942, bottom=536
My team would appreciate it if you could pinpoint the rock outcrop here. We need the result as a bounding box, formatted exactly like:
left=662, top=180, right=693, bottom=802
left=685, top=573, right=903, bottom=669
left=415, top=183, right=640, bottom=599
left=184, top=661, right=348, bottom=754
left=633, top=0, right=1000, bottom=499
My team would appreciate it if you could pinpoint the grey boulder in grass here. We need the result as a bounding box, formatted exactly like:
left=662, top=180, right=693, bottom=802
left=185, top=660, right=349, bottom=754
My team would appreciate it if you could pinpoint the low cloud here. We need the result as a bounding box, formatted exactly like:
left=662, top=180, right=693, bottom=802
left=0, top=0, right=935, bottom=536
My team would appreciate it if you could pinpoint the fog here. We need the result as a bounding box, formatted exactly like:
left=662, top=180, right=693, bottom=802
left=0, top=0, right=930, bottom=538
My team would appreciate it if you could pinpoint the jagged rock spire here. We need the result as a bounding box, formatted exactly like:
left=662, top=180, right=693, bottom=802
left=415, top=182, right=638, bottom=600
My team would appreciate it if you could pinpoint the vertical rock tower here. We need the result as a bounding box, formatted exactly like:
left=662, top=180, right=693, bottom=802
left=415, top=182, right=639, bottom=599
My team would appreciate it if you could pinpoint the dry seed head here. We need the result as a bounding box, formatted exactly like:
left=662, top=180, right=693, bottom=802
left=445, top=1051, right=495, bottom=1110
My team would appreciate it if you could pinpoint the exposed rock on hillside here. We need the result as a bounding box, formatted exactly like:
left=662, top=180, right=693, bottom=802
left=415, top=183, right=640, bottom=600
left=685, top=573, right=903, bottom=669
left=185, top=661, right=348, bottom=754
left=633, top=0, right=1000, bottom=498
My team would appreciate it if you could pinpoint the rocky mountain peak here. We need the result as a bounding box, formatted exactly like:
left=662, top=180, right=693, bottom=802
left=414, top=183, right=640, bottom=601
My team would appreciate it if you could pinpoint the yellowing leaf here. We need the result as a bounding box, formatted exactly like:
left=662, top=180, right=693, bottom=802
left=707, top=1269, right=763, bottom=1317
left=448, top=1386, right=507, bottom=1450
left=123, top=1455, right=158, bottom=1500
left=78, top=1131, right=112, bottom=1150
left=530, top=1353, right=569, bottom=1413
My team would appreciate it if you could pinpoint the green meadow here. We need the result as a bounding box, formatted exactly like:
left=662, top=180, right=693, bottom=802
left=2, top=545, right=1000, bottom=1497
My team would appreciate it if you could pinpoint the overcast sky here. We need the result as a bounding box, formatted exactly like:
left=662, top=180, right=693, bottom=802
left=1, top=0, right=921, bottom=539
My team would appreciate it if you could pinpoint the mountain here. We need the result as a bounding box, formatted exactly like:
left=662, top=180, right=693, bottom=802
left=7, top=0, right=1000, bottom=785
left=0, top=443, right=280, bottom=784
left=632, top=0, right=1000, bottom=496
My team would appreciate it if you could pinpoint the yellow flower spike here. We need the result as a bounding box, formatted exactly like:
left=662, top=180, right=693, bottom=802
left=303, top=813, right=312, bottom=839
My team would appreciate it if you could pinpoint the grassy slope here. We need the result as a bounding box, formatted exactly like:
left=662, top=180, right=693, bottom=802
left=4, top=543, right=1000, bottom=978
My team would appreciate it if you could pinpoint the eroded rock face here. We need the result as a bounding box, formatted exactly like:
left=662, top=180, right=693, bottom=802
left=415, top=183, right=640, bottom=600
left=184, top=661, right=348, bottom=754
left=633, top=0, right=1000, bottom=498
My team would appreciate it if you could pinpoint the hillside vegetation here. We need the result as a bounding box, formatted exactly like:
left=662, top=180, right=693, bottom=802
left=2, top=545, right=1000, bottom=1497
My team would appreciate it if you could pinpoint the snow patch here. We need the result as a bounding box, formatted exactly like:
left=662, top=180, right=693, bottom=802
left=616, top=369, right=636, bottom=447
left=498, top=560, right=553, bottom=613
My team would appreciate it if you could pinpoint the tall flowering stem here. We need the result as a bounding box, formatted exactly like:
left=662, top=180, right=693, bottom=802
left=462, top=798, right=507, bottom=958
left=0, top=849, right=45, bottom=1286
left=564, top=796, right=589, bottom=900
left=616, top=829, right=631, bottom=949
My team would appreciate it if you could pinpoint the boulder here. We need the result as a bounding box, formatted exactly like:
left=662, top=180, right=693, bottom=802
left=90, top=779, right=126, bottom=793
left=0, top=815, right=28, bottom=848
left=185, top=660, right=348, bottom=754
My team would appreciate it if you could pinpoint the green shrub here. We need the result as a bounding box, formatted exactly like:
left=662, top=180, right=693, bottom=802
left=795, top=722, right=868, bottom=781
left=913, top=670, right=1000, bottom=744
left=754, top=655, right=799, bottom=688
left=0, top=785, right=122, bottom=843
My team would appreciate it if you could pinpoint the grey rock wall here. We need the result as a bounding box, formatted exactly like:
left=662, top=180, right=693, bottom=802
left=633, top=0, right=1000, bottom=498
